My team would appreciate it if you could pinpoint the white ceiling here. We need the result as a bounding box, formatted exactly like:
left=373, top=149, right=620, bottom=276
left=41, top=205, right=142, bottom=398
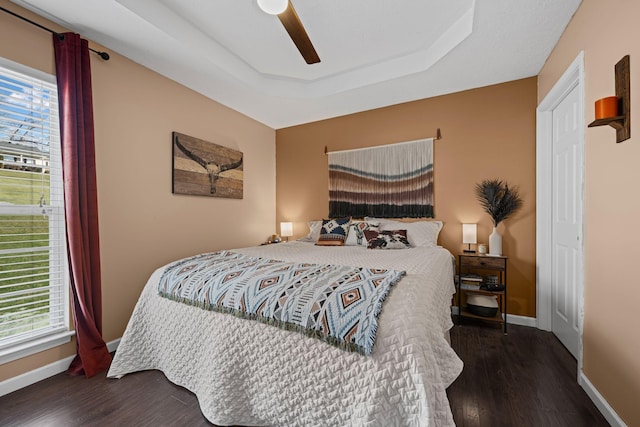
left=12, top=0, right=581, bottom=129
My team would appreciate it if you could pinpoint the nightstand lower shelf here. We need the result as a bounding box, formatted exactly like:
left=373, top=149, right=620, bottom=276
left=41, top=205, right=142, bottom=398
left=458, top=307, right=505, bottom=324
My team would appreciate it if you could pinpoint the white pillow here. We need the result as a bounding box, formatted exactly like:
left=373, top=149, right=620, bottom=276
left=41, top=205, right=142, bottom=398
left=344, top=221, right=380, bottom=246
left=364, top=218, right=443, bottom=247
left=298, top=220, right=323, bottom=242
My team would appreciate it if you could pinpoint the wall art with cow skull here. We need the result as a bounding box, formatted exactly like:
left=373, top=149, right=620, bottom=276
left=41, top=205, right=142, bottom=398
left=172, top=132, right=243, bottom=199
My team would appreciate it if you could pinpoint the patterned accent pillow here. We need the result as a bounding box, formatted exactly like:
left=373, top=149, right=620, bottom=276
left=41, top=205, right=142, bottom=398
left=316, top=217, right=351, bottom=246
left=363, top=229, right=412, bottom=249
left=365, top=218, right=443, bottom=247
left=344, top=221, right=380, bottom=246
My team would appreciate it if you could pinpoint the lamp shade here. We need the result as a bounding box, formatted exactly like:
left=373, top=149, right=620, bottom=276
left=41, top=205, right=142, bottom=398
left=280, top=222, right=293, bottom=237
left=257, top=0, right=288, bottom=15
left=462, top=223, right=477, bottom=244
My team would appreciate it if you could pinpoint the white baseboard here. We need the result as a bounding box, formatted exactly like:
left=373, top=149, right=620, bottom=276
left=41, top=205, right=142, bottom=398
left=506, top=313, right=537, bottom=327
left=451, top=306, right=537, bottom=327
left=0, top=337, right=121, bottom=398
left=107, top=338, right=121, bottom=353
left=579, top=371, right=627, bottom=427
left=0, top=353, right=76, bottom=397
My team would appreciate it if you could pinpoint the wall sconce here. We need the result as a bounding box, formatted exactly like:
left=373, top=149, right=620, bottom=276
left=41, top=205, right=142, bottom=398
left=587, top=55, right=630, bottom=143
left=462, top=223, right=477, bottom=253
left=280, top=222, right=293, bottom=242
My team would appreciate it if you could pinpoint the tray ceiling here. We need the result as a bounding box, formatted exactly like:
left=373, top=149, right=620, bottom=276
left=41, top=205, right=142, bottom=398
left=12, top=0, right=581, bottom=128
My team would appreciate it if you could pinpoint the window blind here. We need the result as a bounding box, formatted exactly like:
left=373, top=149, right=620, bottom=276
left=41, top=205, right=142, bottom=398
left=0, top=60, right=68, bottom=351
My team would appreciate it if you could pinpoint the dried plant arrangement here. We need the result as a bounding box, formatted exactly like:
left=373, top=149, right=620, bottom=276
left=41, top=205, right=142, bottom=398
left=475, top=179, right=523, bottom=226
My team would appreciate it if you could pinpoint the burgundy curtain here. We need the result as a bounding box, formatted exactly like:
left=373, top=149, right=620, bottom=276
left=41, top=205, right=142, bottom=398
left=53, top=32, right=111, bottom=378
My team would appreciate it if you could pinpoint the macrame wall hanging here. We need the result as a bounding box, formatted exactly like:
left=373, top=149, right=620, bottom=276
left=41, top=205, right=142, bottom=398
left=328, top=138, right=434, bottom=218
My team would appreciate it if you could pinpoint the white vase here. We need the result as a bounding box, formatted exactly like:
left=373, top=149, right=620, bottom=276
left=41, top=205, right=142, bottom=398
left=489, top=226, right=502, bottom=256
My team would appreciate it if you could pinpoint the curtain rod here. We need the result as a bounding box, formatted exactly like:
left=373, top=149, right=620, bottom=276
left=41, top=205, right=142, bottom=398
left=0, top=6, right=110, bottom=60
left=324, top=128, right=441, bottom=155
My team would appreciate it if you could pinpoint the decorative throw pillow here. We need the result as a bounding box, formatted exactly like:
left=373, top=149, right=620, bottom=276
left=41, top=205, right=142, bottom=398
left=316, top=217, right=351, bottom=246
left=344, top=221, right=380, bottom=246
left=364, top=218, right=443, bottom=247
left=298, top=220, right=323, bottom=242
left=363, top=229, right=412, bottom=249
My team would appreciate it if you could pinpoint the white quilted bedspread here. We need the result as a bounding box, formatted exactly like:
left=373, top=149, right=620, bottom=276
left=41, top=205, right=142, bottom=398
left=108, top=242, right=463, bottom=426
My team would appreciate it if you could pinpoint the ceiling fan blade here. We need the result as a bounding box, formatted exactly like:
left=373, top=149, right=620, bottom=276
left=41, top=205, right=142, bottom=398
left=278, top=1, right=320, bottom=64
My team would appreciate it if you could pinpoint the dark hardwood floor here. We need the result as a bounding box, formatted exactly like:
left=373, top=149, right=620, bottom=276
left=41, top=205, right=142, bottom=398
left=0, top=323, right=609, bottom=427
left=448, top=321, right=609, bottom=427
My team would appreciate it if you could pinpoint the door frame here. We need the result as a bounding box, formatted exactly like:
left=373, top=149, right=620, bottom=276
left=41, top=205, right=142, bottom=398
left=536, top=51, right=585, bottom=370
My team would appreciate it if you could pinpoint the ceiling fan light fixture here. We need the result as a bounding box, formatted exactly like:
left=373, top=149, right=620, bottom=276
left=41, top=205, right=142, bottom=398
left=257, top=0, right=288, bottom=15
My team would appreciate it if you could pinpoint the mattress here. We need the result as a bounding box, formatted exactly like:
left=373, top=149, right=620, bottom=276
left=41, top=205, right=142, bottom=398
left=108, top=242, right=463, bottom=426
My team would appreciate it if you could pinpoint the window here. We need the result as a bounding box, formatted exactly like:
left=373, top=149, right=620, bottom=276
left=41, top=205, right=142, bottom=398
left=0, top=58, right=71, bottom=363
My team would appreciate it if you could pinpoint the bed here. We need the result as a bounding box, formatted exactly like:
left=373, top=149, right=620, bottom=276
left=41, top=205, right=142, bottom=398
left=108, top=233, right=463, bottom=426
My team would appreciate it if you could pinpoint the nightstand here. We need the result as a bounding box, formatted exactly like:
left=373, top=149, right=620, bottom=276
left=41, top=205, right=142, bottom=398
left=456, top=254, right=508, bottom=333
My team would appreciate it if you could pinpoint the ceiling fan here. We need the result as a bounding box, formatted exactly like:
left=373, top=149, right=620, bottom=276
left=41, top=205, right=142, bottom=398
left=257, top=0, right=320, bottom=64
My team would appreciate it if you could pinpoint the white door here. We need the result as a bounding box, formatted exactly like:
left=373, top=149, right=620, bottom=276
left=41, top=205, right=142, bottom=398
left=551, top=83, right=583, bottom=359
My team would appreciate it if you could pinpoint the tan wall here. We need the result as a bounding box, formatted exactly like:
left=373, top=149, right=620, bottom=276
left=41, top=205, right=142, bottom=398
left=276, top=78, right=537, bottom=318
left=538, top=1, right=640, bottom=425
left=0, top=2, right=275, bottom=381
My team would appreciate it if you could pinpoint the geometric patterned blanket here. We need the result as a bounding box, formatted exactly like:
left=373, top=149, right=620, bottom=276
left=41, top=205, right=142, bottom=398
left=158, top=250, right=405, bottom=355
